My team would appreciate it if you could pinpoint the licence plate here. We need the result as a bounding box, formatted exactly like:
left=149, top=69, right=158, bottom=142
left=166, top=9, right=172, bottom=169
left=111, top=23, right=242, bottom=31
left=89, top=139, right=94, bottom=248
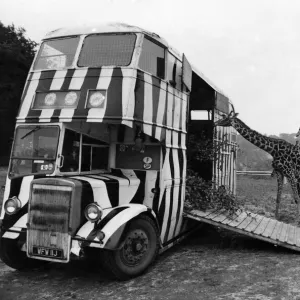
left=32, top=246, right=63, bottom=259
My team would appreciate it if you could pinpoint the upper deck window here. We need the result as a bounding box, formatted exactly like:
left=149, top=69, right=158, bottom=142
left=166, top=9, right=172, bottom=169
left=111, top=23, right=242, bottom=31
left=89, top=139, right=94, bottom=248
left=78, top=33, right=136, bottom=67
left=138, top=37, right=165, bottom=79
left=33, top=37, right=80, bottom=70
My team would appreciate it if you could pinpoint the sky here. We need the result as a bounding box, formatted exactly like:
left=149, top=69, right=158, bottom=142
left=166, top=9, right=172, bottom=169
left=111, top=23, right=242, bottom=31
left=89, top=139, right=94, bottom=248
left=1, top=0, right=300, bottom=136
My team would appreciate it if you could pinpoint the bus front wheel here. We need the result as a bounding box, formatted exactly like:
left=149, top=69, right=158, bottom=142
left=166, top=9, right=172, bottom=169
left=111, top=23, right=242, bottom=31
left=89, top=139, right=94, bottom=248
left=102, top=215, right=159, bottom=280
left=0, top=237, right=47, bottom=270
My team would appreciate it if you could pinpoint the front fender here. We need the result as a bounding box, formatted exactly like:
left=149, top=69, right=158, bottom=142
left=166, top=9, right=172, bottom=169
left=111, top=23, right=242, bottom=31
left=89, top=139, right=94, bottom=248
left=71, top=204, right=159, bottom=255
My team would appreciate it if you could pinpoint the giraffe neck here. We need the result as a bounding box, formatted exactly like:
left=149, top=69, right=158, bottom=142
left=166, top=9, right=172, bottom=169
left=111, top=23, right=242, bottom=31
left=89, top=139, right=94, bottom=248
left=231, top=118, right=279, bottom=155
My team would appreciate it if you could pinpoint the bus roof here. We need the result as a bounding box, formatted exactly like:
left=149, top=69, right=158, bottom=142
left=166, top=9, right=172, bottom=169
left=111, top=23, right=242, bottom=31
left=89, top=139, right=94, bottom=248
left=44, top=22, right=229, bottom=100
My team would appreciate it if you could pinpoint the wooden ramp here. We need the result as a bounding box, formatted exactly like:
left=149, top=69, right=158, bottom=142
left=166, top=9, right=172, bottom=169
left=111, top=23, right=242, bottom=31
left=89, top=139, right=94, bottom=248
left=185, top=209, right=300, bottom=252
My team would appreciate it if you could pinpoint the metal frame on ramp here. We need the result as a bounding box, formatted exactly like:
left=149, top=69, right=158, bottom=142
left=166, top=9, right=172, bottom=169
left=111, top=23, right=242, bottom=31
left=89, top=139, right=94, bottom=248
left=185, top=209, right=300, bottom=252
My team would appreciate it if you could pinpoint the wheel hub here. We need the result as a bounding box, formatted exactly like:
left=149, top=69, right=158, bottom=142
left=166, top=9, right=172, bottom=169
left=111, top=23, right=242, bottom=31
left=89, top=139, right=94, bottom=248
left=122, top=229, right=149, bottom=266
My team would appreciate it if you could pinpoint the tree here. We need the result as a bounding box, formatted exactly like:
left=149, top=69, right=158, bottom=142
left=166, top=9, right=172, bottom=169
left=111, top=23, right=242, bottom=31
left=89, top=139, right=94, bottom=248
left=0, top=22, right=37, bottom=165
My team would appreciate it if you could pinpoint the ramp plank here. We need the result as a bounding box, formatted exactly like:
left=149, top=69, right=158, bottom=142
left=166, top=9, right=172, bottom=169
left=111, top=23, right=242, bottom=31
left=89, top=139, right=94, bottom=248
left=286, top=225, right=295, bottom=245
left=278, top=223, right=289, bottom=243
left=270, top=221, right=283, bottom=240
left=261, top=219, right=277, bottom=238
left=244, top=214, right=264, bottom=232
left=228, top=212, right=248, bottom=227
left=253, top=217, right=270, bottom=235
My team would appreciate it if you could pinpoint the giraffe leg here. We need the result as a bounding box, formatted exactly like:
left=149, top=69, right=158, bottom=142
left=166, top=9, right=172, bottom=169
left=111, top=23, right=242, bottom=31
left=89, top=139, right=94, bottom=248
left=275, top=171, right=283, bottom=219
left=289, top=178, right=300, bottom=222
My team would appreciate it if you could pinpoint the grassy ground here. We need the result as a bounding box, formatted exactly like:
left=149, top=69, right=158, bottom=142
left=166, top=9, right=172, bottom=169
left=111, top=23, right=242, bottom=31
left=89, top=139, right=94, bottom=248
left=236, top=175, right=296, bottom=224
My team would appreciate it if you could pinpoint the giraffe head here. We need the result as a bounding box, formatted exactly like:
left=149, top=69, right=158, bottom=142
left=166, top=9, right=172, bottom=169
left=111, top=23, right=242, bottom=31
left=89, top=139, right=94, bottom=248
left=215, top=104, right=239, bottom=127
left=296, top=127, right=300, bottom=138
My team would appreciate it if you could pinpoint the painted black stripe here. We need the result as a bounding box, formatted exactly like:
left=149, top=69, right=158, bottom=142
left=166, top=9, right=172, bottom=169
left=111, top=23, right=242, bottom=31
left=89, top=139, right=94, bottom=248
left=157, top=189, right=166, bottom=229
left=169, top=149, right=175, bottom=182
left=70, top=178, right=94, bottom=224
left=61, top=69, right=76, bottom=91
left=50, top=68, right=76, bottom=122
left=130, top=170, right=146, bottom=204
left=84, top=206, right=128, bottom=244
left=151, top=172, right=160, bottom=215
left=98, top=175, right=119, bottom=207
left=164, top=187, right=174, bottom=243
left=105, top=67, right=123, bottom=119
left=26, top=70, right=56, bottom=122
left=133, top=71, right=144, bottom=122
left=178, top=148, right=184, bottom=182
left=73, top=68, right=101, bottom=119
left=110, top=169, right=131, bottom=185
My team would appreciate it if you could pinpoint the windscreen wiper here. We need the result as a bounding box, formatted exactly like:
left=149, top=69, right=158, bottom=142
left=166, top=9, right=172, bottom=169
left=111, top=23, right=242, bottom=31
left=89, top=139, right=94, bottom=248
left=21, top=126, right=41, bottom=139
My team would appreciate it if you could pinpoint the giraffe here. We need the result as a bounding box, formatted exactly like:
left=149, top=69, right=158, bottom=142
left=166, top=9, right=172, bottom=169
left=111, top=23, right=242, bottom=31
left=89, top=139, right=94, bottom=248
left=215, top=107, right=300, bottom=221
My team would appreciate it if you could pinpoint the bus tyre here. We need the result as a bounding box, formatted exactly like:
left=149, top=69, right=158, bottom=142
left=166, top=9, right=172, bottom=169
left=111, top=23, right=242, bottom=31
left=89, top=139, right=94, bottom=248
left=0, top=237, right=47, bottom=270
left=102, top=215, right=159, bottom=280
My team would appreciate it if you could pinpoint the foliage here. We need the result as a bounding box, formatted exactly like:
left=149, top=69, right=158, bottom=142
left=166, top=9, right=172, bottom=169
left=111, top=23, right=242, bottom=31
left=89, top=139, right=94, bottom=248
left=0, top=22, right=37, bottom=165
left=185, top=130, right=241, bottom=213
left=0, top=22, right=37, bottom=105
left=184, top=169, right=241, bottom=214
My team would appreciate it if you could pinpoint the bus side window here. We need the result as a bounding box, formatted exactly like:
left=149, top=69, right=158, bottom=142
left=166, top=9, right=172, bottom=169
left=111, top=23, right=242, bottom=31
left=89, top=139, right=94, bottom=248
left=138, top=37, right=165, bottom=79
left=167, top=53, right=182, bottom=90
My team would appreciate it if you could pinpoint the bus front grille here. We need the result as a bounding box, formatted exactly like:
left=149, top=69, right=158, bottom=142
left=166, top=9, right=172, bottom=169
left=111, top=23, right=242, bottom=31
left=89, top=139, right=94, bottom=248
left=27, top=184, right=72, bottom=261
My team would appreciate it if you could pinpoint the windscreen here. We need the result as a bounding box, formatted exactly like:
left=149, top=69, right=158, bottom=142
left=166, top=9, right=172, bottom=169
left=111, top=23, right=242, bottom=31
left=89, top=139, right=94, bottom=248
left=33, top=37, right=80, bottom=70
left=78, top=33, right=136, bottom=67
left=9, top=126, right=60, bottom=178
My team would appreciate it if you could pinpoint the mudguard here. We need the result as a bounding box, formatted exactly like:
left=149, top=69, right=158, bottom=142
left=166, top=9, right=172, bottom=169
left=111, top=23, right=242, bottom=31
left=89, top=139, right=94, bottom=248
left=71, top=204, right=159, bottom=255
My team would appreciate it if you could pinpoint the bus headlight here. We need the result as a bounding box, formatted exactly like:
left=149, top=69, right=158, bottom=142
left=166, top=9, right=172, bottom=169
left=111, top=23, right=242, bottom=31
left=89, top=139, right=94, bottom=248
left=84, top=203, right=103, bottom=222
left=87, top=90, right=106, bottom=108
left=4, top=197, right=22, bottom=215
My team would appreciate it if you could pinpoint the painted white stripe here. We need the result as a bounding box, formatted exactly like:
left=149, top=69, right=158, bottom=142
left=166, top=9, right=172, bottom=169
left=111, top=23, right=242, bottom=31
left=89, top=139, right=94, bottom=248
left=18, top=175, right=34, bottom=206
left=143, top=171, right=158, bottom=209
left=181, top=93, right=187, bottom=132
left=121, top=68, right=136, bottom=127
left=103, top=174, right=140, bottom=206
left=87, top=68, right=113, bottom=122
left=75, top=221, right=95, bottom=239
left=60, top=69, right=88, bottom=122
left=2, top=213, right=28, bottom=239
left=87, top=175, right=110, bottom=180
left=143, top=74, right=153, bottom=136
left=18, top=72, right=41, bottom=121
left=155, top=81, right=167, bottom=141
left=160, top=187, right=171, bottom=241
left=168, top=185, right=179, bottom=240
left=101, top=205, right=147, bottom=246
left=71, top=176, right=112, bottom=208
left=160, top=149, right=171, bottom=207
left=39, top=70, right=68, bottom=122
left=0, top=177, right=11, bottom=219
left=175, top=185, right=185, bottom=236
left=173, top=92, right=181, bottom=130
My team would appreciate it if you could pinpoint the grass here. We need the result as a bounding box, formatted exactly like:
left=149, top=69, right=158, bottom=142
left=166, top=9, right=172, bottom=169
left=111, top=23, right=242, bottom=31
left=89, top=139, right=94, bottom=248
left=236, top=174, right=297, bottom=224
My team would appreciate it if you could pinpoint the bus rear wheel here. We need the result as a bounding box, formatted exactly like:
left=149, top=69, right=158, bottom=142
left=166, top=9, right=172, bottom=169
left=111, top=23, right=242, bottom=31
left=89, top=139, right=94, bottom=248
left=102, top=215, right=159, bottom=280
left=0, top=237, right=47, bottom=270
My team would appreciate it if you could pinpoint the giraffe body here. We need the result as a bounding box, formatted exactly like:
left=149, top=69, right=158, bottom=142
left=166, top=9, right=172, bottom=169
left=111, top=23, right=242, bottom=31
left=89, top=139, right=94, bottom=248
left=216, top=113, right=300, bottom=221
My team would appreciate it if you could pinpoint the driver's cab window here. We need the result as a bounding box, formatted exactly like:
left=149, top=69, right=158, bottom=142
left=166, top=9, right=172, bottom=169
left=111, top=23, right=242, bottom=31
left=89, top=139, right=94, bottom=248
left=60, top=129, right=80, bottom=172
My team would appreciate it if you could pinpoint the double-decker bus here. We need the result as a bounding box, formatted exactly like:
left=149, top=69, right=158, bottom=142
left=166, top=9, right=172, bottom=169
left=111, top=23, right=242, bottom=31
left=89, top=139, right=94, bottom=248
left=0, top=23, right=236, bottom=279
